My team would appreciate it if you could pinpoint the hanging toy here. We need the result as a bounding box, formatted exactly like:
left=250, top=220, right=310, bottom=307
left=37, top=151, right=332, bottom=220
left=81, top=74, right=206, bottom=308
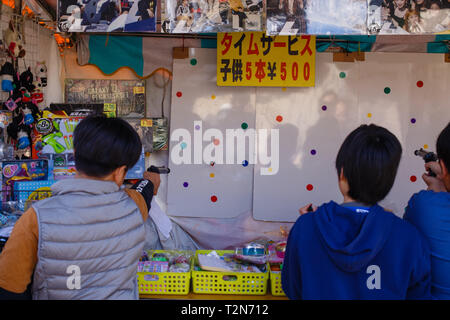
left=0, top=61, right=15, bottom=92
left=19, top=68, right=35, bottom=94
left=34, top=61, right=47, bottom=87
left=3, top=21, right=26, bottom=59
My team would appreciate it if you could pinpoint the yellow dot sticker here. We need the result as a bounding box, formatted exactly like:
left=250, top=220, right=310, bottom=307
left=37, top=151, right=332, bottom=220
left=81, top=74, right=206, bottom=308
left=367, top=113, right=372, bottom=118
left=424, top=144, right=429, bottom=149
left=268, top=168, right=273, bottom=172
left=211, top=95, right=216, bottom=100
left=210, top=173, right=215, bottom=178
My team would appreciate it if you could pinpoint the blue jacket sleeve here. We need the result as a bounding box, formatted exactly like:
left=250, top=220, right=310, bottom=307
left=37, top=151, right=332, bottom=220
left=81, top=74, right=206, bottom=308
left=281, top=221, right=303, bottom=300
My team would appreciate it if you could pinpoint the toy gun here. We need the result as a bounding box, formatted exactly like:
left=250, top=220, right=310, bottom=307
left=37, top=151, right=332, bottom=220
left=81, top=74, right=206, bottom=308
left=42, top=132, right=66, bottom=154
left=147, top=165, right=170, bottom=174
left=414, top=148, right=438, bottom=177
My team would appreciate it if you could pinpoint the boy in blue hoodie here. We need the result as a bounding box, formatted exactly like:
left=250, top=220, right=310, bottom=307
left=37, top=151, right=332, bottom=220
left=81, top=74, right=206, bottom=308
left=282, top=124, right=432, bottom=300
left=404, top=122, right=450, bottom=299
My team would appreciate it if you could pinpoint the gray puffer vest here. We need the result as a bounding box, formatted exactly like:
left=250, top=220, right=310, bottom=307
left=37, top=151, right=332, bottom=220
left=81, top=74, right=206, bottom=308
left=31, top=178, right=146, bottom=300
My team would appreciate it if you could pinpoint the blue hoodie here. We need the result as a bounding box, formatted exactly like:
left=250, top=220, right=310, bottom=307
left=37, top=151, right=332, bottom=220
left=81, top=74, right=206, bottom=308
left=404, top=190, right=450, bottom=299
left=282, top=201, right=432, bottom=300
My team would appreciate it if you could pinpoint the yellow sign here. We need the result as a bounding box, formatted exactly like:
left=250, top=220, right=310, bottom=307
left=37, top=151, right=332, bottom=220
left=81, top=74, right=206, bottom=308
left=141, top=119, right=153, bottom=127
left=133, top=86, right=145, bottom=94
left=103, top=103, right=117, bottom=118
left=217, top=32, right=315, bottom=87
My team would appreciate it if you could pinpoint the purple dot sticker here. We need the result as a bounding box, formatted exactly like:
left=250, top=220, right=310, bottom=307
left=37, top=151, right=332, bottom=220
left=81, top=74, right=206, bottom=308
left=411, top=118, right=416, bottom=124
left=321, top=105, right=327, bottom=111
left=183, top=182, right=189, bottom=188
left=310, top=149, right=317, bottom=155
left=195, top=124, right=201, bottom=130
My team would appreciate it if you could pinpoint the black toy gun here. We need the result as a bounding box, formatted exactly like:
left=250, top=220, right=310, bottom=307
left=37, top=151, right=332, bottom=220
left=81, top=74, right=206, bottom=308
left=147, top=165, right=170, bottom=174
left=414, top=148, right=438, bottom=177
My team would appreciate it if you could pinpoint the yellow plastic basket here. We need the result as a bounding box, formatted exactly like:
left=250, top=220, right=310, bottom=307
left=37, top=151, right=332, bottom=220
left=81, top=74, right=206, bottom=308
left=192, top=250, right=269, bottom=295
left=269, top=267, right=286, bottom=296
left=137, top=250, right=192, bottom=295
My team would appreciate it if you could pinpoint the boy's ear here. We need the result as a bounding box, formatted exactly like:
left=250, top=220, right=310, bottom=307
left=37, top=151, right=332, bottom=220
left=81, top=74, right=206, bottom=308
left=440, top=159, right=449, bottom=177
left=112, top=165, right=127, bottom=186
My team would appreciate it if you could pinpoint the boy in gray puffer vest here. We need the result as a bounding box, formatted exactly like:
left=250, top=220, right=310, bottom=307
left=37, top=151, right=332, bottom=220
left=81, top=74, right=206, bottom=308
left=0, top=116, right=161, bottom=300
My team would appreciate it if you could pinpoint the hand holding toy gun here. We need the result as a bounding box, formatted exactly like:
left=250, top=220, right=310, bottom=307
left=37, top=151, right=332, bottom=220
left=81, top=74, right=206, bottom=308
left=414, top=148, right=438, bottom=177
left=147, top=166, right=170, bottom=174
left=143, top=166, right=170, bottom=196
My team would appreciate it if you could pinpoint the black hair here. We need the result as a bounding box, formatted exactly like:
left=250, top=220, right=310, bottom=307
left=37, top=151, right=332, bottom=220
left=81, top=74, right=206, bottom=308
left=73, top=115, right=142, bottom=178
left=335, top=124, right=402, bottom=205
left=437, top=122, right=450, bottom=171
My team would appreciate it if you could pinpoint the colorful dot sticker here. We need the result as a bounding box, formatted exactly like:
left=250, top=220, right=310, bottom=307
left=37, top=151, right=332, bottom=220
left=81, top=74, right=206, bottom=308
left=211, top=95, right=216, bottom=100
left=410, top=175, right=417, bottom=182
left=384, top=87, right=391, bottom=94
left=180, top=142, right=187, bottom=149
left=276, top=115, right=283, bottom=122
left=411, top=118, right=416, bottom=124
left=367, top=113, right=372, bottom=118
left=306, top=184, right=314, bottom=191
left=190, top=58, right=197, bottom=66
left=176, top=91, right=182, bottom=98
left=241, top=122, right=248, bottom=130
left=268, top=168, right=273, bottom=172
left=211, top=195, right=218, bottom=203
left=183, top=182, right=189, bottom=188
left=213, top=139, right=220, bottom=146
left=424, top=144, right=429, bottom=149
left=417, top=81, right=424, bottom=88
left=242, top=160, right=249, bottom=167
left=339, top=72, right=346, bottom=79
left=322, top=105, right=327, bottom=111
left=210, top=161, right=215, bottom=166
left=210, top=173, right=215, bottom=178
left=195, top=124, right=201, bottom=130
left=310, top=149, right=317, bottom=155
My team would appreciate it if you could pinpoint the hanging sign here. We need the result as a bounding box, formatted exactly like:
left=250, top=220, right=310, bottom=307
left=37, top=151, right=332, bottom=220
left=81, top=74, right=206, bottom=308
left=217, top=32, right=316, bottom=87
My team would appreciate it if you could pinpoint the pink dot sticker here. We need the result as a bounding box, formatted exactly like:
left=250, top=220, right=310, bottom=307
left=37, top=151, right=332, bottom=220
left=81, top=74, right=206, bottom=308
left=213, top=139, right=220, bottom=146
left=306, top=184, right=314, bottom=191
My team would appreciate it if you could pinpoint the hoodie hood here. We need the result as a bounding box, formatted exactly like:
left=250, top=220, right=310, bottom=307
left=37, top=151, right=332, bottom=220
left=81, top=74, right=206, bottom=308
left=313, top=201, right=393, bottom=273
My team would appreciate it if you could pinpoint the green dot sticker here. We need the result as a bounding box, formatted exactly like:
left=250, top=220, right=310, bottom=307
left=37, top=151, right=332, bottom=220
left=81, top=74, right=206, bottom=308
left=241, top=122, right=248, bottom=130
left=384, top=87, right=391, bottom=94
left=190, top=58, right=197, bottom=66
left=339, top=72, right=346, bottom=79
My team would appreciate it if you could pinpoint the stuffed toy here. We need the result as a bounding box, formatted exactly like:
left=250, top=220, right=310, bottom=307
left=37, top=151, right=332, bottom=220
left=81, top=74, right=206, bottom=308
left=0, top=61, right=15, bottom=92
left=3, top=21, right=25, bottom=58
left=34, top=61, right=47, bottom=87
left=19, top=68, right=35, bottom=93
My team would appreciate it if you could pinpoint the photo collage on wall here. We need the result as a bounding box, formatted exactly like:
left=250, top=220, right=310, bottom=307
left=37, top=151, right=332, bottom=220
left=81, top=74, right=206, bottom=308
left=57, top=0, right=157, bottom=32
left=57, top=0, right=449, bottom=34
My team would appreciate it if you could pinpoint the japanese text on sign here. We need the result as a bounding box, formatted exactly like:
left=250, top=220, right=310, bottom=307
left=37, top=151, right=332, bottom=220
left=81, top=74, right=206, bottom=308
left=217, top=32, right=315, bottom=87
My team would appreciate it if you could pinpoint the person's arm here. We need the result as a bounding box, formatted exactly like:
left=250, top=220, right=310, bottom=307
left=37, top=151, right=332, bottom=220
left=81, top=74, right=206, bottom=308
left=0, top=208, right=38, bottom=300
left=281, top=222, right=302, bottom=300
left=127, top=171, right=161, bottom=221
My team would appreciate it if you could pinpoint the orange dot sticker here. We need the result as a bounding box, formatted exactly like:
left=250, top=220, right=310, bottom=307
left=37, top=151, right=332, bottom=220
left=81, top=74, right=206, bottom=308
left=210, top=173, right=215, bottom=178
left=367, top=113, right=372, bottom=118
left=424, top=144, right=429, bottom=149
left=213, top=139, right=220, bottom=146
left=211, top=95, right=216, bottom=100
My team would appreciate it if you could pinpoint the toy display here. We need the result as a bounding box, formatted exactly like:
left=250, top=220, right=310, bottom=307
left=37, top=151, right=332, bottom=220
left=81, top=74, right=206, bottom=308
left=32, top=116, right=83, bottom=158
left=1, top=159, right=49, bottom=203
left=162, top=0, right=264, bottom=33
left=139, top=250, right=193, bottom=273
left=58, top=0, right=158, bottom=32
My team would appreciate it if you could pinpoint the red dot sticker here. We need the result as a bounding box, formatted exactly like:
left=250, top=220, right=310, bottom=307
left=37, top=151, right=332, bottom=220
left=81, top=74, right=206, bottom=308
left=410, top=175, right=417, bottom=182
left=211, top=196, right=218, bottom=202
left=416, top=81, right=423, bottom=88
left=276, top=115, right=283, bottom=122
left=306, top=184, right=314, bottom=191
left=176, top=91, right=182, bottom=97
left=213, top=139, right=220, bottom=146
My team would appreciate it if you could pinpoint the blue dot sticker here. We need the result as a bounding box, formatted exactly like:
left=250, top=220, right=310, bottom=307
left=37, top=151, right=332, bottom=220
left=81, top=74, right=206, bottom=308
left=242, top=160, right=249, bottom=167
left=183, top=182, right=189, bottom=188
left=180, top=142, right=187, bottom=149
